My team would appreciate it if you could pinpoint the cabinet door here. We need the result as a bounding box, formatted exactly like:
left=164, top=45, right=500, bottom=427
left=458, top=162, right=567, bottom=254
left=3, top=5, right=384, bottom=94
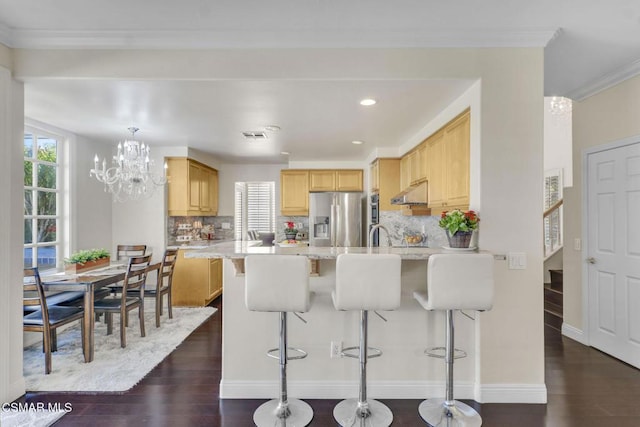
left=280, top=170, right=310, bottom=215
left=210, top=169, right=219, bottom=216
left=370, top=161, right=379, bottom=192
left=199, top=167, right=212, bottom=213
left=336, top=170, right=363, bottom=191
left=188, top=162, right=201, bottom=211
left=207, top=258, right=222, bottom=302
left=445, top=112, right=470, bottom=208
left=309, top=170, right=336, bottom=191
left=378, top=159, right=400, bottom=211
left=426, top=131, right=446, bottom=210
left=400, top=155, right=410, bottom=190
left=417, top=143, right=427, bottom=183
left=167, top=158, right=189, bottom=214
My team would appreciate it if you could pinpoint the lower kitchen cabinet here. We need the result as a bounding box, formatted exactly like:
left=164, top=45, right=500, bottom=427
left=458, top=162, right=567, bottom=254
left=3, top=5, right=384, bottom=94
left=171, top=250, right=222, bottom=306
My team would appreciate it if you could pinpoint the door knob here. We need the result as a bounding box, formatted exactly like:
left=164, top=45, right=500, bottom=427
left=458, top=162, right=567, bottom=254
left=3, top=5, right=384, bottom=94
left=587, top=257, right=596, bottom=264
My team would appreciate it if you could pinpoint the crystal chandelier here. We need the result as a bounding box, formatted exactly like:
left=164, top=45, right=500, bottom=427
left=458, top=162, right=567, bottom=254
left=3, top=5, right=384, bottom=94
left=548, top=96, right=573, bottom=116
left=90, top=127, right=167, bottom=202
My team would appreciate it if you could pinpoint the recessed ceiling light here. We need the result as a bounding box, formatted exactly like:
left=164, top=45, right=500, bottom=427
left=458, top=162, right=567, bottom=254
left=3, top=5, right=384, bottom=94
left=351, top=140, right=364, bottom=145
left=264, top=125, right=281, bottom=132
left=360, top=98, right=376, bottom=106
left=280, top=151, right=290, bottom=155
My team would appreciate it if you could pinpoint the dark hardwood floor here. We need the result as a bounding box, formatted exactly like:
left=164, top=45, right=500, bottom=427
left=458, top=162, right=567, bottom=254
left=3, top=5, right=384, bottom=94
left=18, top=296, right=640, bottom=426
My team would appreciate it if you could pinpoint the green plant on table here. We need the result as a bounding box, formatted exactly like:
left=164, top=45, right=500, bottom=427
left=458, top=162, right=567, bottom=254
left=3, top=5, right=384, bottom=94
left=438, top=209, right=479, bottom=235
left=65, top=248, right=110, bottom=265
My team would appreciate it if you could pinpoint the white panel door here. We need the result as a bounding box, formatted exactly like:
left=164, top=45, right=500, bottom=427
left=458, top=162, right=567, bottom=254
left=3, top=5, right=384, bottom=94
left=587, top=142, right=640, bottom=368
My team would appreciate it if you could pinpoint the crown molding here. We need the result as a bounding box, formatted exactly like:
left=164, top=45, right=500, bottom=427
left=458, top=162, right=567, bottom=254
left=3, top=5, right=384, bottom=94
left=4, top=27, right=558, bottom=50
left=566, top=57, right=640, bottom=101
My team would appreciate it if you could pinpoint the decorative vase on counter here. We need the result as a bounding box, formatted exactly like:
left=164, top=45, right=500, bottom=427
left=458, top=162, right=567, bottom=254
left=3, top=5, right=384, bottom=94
left=446, top=230, right=473, bottom=248
left=284, top=232, right=297, bottom=240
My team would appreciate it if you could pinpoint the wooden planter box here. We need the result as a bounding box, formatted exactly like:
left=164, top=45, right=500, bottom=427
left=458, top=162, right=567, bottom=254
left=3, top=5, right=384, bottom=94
left=65, top=257, right=110, bottom=274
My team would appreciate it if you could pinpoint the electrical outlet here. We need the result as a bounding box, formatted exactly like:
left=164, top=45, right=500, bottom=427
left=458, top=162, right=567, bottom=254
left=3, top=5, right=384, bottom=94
left=330, top=341, right=342, bottom=358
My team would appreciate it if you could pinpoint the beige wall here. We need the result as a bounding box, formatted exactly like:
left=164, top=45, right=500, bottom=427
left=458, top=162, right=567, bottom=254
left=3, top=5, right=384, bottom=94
left=0, top=66, right=26, bottom=402
left=564, top=74, right=640, bottom=333
left=0, top=43, right=11, bottom=69
left=8, top=47, right=546, bottom=401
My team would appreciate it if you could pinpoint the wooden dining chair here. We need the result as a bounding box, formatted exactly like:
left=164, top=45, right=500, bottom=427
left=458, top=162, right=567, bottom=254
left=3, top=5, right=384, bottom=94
left=116, top=244, right=147, bottom=261
left=109, top=244, right=147, bottom=295
left=23, top=267, right=85, bottom=374
left=141, top=249, right=178, bottom=327
left=94, top=254, right=151, bottom=348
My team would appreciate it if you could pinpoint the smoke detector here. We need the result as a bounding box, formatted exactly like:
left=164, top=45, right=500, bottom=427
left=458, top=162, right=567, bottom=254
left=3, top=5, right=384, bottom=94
left=242, top=131, right=268, bottom=140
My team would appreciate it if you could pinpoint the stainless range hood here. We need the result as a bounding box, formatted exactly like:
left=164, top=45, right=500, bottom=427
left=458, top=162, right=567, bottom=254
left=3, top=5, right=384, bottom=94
left=390, top=181, right=428, bottom=205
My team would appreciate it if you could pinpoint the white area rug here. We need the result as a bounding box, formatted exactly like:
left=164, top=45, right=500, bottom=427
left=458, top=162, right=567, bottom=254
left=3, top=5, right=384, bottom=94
left=0, top=409, right=65, bottom=427
left=23, top=301, right=217, bottom=392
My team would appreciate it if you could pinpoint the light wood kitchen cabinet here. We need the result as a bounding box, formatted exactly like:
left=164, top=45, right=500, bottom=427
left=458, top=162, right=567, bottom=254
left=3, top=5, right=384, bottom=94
left=309, top=169, right=363, bottom=192
left=309, top=170, right=336, bottom=192
left=335, top=169, right=363, bottom=191
left=280, top=170, right=310, bottom=215
left=370, top=161, right=379, bottom=192
left=172, top=250, right=222, bottom=306
left=400, top=155, right=410, bottom=190
left=409, top=145, right=426, bottom=185
left=370, top=158, right=400, bottom=211
left=426, top=110, right=470, bottom=215
left=167, top=158, right=219, bottom=216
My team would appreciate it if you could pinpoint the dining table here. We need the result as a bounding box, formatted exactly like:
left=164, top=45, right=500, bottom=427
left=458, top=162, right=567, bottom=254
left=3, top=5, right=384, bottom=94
left=41, top=262, right=160, bottom=363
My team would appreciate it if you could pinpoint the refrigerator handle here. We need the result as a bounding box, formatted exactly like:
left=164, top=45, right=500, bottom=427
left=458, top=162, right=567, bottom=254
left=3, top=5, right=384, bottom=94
left=330, top=201, right=337, bottom=247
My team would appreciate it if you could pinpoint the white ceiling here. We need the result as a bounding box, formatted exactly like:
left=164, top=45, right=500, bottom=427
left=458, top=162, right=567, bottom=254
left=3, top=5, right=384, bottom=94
left=3, top=0, right=640, bottom=162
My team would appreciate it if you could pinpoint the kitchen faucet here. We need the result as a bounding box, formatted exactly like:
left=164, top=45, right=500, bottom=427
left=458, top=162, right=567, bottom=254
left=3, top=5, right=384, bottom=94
left=369, top=224, right=392, bottom=248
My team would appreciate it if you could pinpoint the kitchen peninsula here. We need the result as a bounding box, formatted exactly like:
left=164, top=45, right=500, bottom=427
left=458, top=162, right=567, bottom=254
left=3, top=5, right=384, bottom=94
left=186, top=243, right=490, bottom=401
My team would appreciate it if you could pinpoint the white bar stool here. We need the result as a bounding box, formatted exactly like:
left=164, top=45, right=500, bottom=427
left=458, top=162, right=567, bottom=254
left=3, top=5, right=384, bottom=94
left=332, top=253, right=402, bottom=427
left=413, top=253, right=494, bottom=427
left=245, top=255, right=313, bottom=427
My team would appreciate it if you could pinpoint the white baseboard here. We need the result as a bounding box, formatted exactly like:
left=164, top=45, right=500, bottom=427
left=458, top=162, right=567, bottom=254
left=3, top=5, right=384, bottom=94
left=561, top=323, right=587, bottom=345
left=476, top=383, right=547, bottom=403
left=4, top=377, right=26, bottom=403
left=220, top=380, right=546, bottom=403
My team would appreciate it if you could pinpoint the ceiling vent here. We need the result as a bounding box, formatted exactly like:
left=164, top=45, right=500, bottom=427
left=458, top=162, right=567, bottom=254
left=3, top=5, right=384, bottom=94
left=242, top=131, right=268, bottom=140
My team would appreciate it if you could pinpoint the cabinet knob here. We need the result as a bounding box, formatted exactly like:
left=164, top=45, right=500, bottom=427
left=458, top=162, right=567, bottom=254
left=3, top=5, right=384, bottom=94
left=587, top=257, right=596, bottom=264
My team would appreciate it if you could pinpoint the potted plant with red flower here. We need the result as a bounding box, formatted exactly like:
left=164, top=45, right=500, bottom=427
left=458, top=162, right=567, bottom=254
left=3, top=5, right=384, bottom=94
left=438, top=209, right=479, bottom=248
left=283, top=221, right=298, bottom=240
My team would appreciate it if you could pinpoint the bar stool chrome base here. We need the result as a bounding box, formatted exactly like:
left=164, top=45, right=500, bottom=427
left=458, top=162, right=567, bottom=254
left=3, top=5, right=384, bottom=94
left=333, top=398, right=393, bottom=427
left=418, top=398, right=481, bottom=427
left=253, top=398, right=313, bottom=427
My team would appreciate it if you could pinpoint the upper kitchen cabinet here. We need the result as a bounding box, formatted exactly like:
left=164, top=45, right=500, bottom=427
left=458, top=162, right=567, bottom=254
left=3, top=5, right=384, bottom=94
left=426, top=109, right=470, bottom=215
left=400, top=143, right=426, bottom=189
left=280, top=170, right=310, bottom=215
left=309, top=169, right=363, bottom=192
left=370, top=158, right=400, bottom=211
left=167, top=157, right=219, bottom=216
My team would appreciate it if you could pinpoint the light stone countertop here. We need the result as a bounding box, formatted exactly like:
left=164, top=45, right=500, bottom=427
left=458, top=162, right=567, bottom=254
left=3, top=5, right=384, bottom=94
left=182, top=240, right=477, bottom=260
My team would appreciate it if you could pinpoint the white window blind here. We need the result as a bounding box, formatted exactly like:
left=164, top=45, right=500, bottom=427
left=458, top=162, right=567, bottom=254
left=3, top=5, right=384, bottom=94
left=234, top=181, right=275, bottom=240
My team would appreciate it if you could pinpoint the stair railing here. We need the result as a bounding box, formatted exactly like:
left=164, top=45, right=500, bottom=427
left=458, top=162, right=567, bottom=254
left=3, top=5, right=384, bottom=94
left=543, top=199, right=563, bottom=259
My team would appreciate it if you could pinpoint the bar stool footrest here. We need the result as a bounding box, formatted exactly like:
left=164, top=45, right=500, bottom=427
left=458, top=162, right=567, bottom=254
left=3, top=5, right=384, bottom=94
left=424, top=346, right=467, bottom=359
left=266, top=346, right=308, bottom=360
left=340, top=345, right=382, bottom=359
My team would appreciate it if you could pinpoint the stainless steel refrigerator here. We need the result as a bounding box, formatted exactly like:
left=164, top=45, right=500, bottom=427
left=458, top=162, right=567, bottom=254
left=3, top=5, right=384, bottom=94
left=309, top=192, right=363, bottom=247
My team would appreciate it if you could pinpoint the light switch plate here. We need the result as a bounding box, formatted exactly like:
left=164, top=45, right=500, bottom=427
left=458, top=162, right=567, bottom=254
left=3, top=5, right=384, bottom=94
left=574, top=238, right=581, bottom=250
left=222, top=222, right=231, bottom=229
left=508, top=252, right=526, bottom=270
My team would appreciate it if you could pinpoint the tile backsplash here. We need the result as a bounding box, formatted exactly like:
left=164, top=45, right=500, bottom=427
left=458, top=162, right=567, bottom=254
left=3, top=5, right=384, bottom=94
left=167, top=216, right=235, bottom=244
left=379, top=211, right=448, bottom=248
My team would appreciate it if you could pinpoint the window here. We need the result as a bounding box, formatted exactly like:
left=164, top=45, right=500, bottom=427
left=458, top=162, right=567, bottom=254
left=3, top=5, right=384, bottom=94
left=544, top=169, right=563, bottom=258
left=24, top=130, right=62, bottom=270
left=234, top=182, right=275, bottom=240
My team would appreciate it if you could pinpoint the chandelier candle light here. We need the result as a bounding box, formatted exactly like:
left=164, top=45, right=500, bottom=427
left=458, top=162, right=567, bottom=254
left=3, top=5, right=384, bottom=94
left=90, top=127, right=167, bottom=202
